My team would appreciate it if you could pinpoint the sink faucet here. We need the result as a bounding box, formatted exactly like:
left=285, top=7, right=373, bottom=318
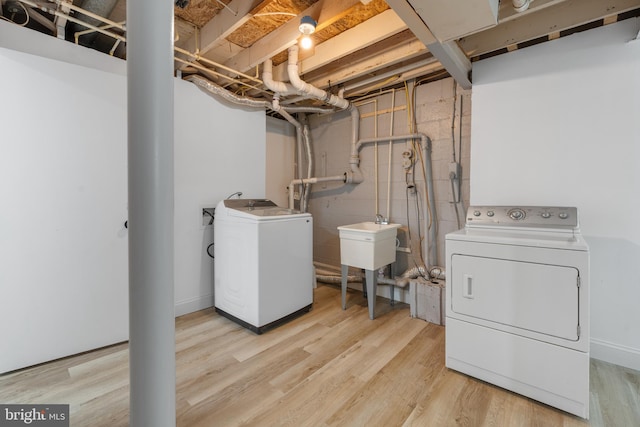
left=375, top=214, right=389, bottom=225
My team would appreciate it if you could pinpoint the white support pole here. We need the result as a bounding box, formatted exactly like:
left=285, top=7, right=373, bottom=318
left=127, top=0, right=175, bottom=426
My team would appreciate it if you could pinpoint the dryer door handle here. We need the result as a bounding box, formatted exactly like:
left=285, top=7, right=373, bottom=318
left=463, top=274, right=474, bottom=299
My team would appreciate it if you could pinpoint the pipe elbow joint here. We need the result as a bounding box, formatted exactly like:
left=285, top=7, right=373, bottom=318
left=345, top=170, right=364, bottom=184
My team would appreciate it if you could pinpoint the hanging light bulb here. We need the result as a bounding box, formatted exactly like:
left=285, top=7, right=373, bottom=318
left=300, top=35, right=313, bottom=49
left=298, top=15, right=317, bottom=50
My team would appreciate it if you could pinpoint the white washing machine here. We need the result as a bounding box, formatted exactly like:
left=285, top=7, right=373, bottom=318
left=214, top=199, right=313, bottom=334
left=445, top=206, right=590, bottom=419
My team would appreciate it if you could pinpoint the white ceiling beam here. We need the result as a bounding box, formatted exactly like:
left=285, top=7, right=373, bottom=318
left=386, top=0, right=471, bottom=89
left=460, top=0, right=640, bottom=57
left=306, top=39, right=429, bottom=89
left=384, top=0, right=437, bottom=45
left=344, top=58, right=442, bottom=96
left=271, top=8, right=409, bottom=80
left=426, top=40, right=471, bottom=89
left=222, top=0, right=363, bottom=73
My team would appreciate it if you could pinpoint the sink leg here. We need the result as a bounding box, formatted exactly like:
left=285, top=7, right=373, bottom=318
left=341, top=264, right=348, bottom=310
left=365, top=269, right=377, bottom=320
left=390, top=262, right=395, bottom=306
left=361, top=268, right=367, bottom=298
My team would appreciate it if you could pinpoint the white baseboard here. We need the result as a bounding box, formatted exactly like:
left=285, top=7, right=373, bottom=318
left=175, top=293, right=214, bottom=317
left=590, top=338, right=640, bottom=372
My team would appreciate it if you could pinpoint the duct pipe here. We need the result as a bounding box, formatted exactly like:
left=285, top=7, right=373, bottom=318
left=301, top=116, right=314, bottom=212
left=287, top=45, right=350, bottom=110
left=288, top=175, right=346, bottom=210
left=185, top=76, right=333, bottom=115
left=186, top=76, right=271, bottom=109
left=356, top=133, right=437, bottom=267
left=127, top=0, right=175, bottom=425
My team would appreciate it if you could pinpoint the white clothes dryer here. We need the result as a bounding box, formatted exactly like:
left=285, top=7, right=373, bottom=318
left=445, top=206, right=589, bottom=419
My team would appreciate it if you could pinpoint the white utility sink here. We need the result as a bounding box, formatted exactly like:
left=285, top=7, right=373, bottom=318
left=337, top=222, right=401, bottom=270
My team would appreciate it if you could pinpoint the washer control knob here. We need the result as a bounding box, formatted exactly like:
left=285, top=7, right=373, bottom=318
left=559, top=212, right=569, bottom=219
left=487, top=211, right=495, bottom=217
left=473, top=210, right=481, bottom=217
left=541, top=212, right=551, bottom=219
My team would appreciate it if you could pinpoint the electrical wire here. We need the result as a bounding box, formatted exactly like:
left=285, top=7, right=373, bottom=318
left=399, top=80, right=431, bottom=270
left=253, top=12, right=297, bottom=17
left=451, top=80, right=458, bottom=162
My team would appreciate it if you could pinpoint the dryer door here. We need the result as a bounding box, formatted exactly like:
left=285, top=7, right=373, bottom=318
left=450, top=255, right=580, bottom=341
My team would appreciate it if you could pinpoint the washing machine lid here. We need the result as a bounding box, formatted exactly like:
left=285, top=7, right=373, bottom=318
left=218, top=199, right=311, bottom=220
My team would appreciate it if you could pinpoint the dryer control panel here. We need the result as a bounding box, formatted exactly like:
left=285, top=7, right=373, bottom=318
left=466, top=206, right=578, bottom=229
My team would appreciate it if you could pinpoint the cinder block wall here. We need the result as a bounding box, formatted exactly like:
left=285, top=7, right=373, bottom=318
left=307, top=77, right=471, bottom=277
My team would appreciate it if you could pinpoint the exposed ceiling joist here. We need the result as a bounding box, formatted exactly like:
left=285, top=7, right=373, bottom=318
left=6, top=0, right=639, bottom=103
left=460, top=0, right=640, bottom=57
left=222, top=0, right=363, bottom=74
left=386, top=0, right=471, bottom=89
left=271, top=8, right=409, bottom=81
left=306, top=37, right=428, bottom=89
left=175, top=0, right=262, bottom=68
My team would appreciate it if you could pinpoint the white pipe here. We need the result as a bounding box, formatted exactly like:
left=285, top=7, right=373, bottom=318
left=20, top=0, right=126, bottom=42
left=287, top=45, right=350, bottom=110
left=354, top=99, right=379, bottom=215
left=288, top=175, right=346, bottom=210
left=269, top=48, right=361, bottom=195
left=263, top=59, right=298, bottom=96
left=356, top=133, right=437, bottom=267
left=347, top=105, right=364, bottom=184
left=43, top=0, right=126, bottom=32
left=512, top=0, right=530, bottom=12
left=75, top=20, right=125, bottom=43
left=174, top=46, right=263, bottom=86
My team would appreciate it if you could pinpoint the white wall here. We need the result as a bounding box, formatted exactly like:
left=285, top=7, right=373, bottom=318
left=0, top=21, right=265, bottom=372
left=173, top=80, right=265, bottom=315
left=265, top=116, right=296, bottom=207
left=471, top=18, right=640, bottom=370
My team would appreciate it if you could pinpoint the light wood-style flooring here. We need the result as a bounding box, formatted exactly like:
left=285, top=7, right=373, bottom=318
left=1, top=285, right=639, bottom=426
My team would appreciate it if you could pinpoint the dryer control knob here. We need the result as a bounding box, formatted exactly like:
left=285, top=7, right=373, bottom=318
left=559, top=212, right=569, bottom=219
left=541, top=212, right=551, bottom=219
left=473, top=210, right=481, bottom=217
left=487, top=211, right=495, bottom=217
left=508, top=208, right=526, bottom=220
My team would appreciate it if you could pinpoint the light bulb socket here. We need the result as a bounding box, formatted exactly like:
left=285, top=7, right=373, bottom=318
left=299, top=16, right=317, bottom=35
